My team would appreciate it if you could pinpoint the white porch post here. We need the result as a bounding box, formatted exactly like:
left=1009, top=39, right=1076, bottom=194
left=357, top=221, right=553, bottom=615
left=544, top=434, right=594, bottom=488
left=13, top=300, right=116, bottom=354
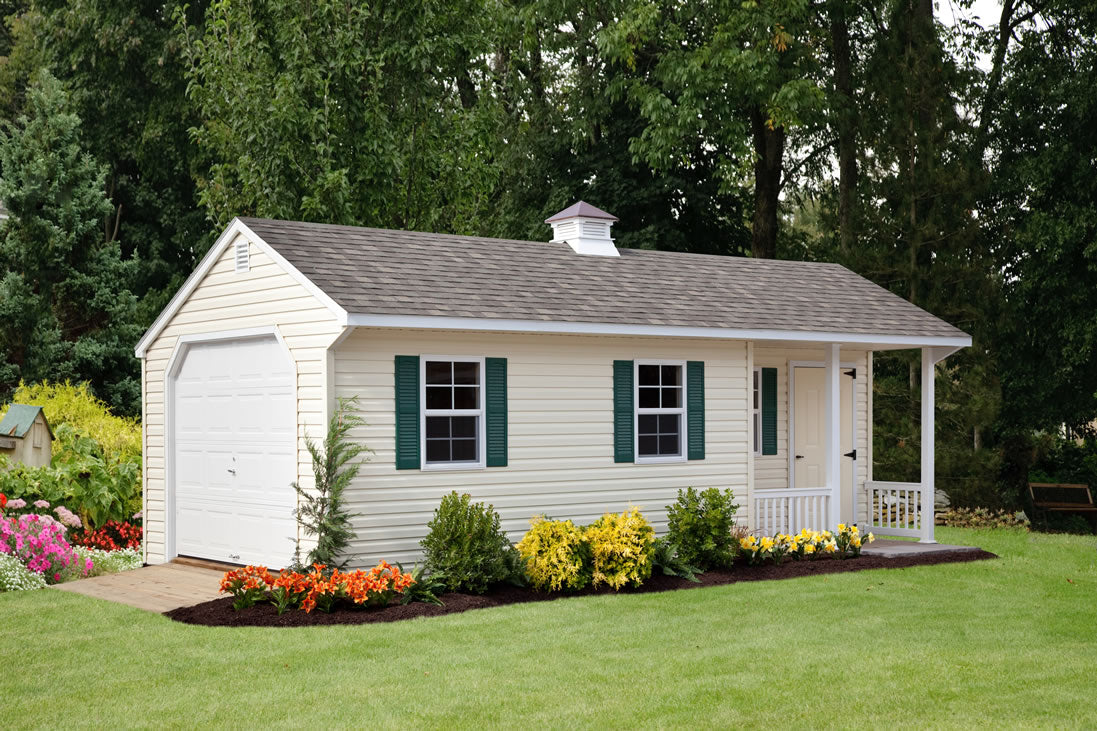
left=825, top=343, right=841, bottom=530
left=920, top=347, right=937, bottom=543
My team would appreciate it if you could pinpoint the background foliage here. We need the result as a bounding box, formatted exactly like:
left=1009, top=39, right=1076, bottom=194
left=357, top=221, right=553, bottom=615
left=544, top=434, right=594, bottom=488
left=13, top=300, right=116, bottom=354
left=0, top=0, right=1093, bottom=506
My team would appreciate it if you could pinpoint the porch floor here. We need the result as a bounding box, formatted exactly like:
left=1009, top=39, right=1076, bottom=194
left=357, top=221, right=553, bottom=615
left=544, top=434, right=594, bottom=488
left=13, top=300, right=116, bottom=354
left=861, top=539, right=982, bottom=559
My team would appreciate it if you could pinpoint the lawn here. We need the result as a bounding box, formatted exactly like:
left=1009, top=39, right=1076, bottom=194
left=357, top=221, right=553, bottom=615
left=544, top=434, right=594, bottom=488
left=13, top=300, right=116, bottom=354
left=2, top=527, right=1095, bottom=728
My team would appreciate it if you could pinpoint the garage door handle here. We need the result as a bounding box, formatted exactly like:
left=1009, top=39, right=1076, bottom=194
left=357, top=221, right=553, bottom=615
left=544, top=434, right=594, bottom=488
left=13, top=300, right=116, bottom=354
left=795, top=455, right=804, bottom=459
left=227, top=468, right=236, bottom=475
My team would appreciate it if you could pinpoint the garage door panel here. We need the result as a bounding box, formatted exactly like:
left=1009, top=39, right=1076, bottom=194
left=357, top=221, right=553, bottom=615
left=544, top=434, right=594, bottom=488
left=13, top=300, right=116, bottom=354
left=172, top=336, right=296, bottom=568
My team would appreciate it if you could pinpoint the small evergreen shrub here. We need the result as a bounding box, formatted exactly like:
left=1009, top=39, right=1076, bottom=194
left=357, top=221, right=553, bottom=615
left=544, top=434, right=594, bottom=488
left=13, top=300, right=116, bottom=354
left=421, top=492, right=518, bottom=594
left=665, top=487, right=740, bottom=570
left=516, top=516, right=591, bottom=592
left=586, top=506, right=655, bottom=590
left=291, top=397, right=367, bottom=570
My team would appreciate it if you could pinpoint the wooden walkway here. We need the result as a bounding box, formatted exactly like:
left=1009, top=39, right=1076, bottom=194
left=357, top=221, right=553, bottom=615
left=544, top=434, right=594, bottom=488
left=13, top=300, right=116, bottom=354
left=51, top=563, right=223, bottom=613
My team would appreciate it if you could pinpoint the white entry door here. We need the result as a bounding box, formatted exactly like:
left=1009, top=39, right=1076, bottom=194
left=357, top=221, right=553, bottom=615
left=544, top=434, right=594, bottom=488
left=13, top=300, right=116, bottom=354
left=172, top=336, right=296, bottom=567
left=793, top=366, right=855, bottom=520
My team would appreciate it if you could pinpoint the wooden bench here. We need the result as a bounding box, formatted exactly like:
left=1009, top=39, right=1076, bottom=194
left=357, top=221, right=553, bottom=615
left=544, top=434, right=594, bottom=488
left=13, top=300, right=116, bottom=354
left=1028, top=483, right=1097, bottom=529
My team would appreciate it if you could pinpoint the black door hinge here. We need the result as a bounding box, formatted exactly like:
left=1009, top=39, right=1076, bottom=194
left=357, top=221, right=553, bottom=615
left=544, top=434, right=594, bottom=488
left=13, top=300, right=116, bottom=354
left=844, top=449, right=857, bottom=460
left=844, top=368, right=856, bottom=378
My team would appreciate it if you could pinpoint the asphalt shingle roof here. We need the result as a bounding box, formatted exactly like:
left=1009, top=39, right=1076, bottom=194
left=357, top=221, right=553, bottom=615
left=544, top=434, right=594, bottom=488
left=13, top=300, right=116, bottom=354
left=240, top=217, right=968, bottom=340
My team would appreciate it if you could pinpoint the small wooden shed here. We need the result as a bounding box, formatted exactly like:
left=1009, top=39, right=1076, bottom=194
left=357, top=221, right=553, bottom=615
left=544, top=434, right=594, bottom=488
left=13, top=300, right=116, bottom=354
left=0, top=404, right=54, bottom=468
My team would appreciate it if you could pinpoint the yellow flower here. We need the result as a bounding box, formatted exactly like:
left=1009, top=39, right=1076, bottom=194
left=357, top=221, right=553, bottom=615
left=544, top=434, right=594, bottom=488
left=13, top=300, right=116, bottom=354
left=740, top=536, right=757, bottom=550
left=852, top=537, right=861, bottom=547
left=804, top=543, right=815, bottom=554
left=850, top=524, right=859, bottom=534
left=867, top=533, right=875, bottom=543
left=837, top=523, right=846, bottom=532
left=760, top=537, right=775, bottom=551
left=824, top=541, right=837, bottom=553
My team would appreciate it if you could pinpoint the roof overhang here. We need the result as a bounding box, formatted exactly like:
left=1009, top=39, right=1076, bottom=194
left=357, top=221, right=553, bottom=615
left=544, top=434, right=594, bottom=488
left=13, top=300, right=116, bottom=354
left=134, top=218, right=348, bottom=359
left=345, top=313, right=972, bottom=353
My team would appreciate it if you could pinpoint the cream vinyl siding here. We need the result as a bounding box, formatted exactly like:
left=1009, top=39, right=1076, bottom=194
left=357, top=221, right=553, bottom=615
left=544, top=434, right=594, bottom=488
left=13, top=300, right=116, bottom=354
left=751, top=346, right=871, bottom=525
left=334, top=329, right=751, bottom=566
left=141, top=234, right=342, bottom=563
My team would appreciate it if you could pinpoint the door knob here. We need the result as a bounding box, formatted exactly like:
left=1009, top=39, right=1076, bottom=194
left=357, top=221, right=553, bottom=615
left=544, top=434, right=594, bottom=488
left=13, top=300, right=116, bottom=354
left=795, top=454, right=805, bottom=459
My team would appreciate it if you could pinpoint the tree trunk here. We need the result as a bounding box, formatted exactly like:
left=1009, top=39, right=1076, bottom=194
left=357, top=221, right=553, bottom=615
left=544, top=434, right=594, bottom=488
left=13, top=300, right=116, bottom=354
left=750, top=106, right=784, bottom=259
left=830, top=2, right=858, bottom=255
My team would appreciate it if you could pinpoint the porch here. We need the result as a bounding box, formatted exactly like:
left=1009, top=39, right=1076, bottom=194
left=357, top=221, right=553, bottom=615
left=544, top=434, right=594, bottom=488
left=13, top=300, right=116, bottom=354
left=750, top=343, right=961, bottom=542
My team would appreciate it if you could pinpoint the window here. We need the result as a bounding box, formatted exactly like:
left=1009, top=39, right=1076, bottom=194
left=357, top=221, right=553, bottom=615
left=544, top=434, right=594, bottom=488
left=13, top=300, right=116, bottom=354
left=422, top=357, right=484, bottom=468
left=753, top=367, right=762, bottom=455
left=636, top=361, right=686, bottom=461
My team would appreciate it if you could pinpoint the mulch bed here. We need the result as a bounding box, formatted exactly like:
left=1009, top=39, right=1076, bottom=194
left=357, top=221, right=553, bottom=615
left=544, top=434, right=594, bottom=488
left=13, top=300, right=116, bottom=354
left=165, top=548, right=996, bottom=628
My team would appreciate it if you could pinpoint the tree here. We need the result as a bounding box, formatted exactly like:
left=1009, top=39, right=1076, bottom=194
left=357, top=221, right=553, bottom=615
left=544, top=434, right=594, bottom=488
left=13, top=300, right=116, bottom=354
left=482, top=0, right=750, bottom=254
left=599, top=0, right=825, bottom=258
left=0, top=69, right=141, bottom=413
left=178, top=0, right=501, bottom=234
left=28, top=0, right=211, bottom=311
left=984, top=3, right=1097, bottom=435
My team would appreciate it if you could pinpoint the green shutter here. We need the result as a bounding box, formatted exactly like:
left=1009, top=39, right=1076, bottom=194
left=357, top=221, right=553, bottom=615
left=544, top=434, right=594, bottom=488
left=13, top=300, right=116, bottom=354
left=761, top=366, right=778, bottom=456
left=485, top=357, right=508, bottom=467
left=686, top=361, right=705, bottom=460
left=394, top=355, right=420, bottom=469
left=613, top=360, right=634, bottom=463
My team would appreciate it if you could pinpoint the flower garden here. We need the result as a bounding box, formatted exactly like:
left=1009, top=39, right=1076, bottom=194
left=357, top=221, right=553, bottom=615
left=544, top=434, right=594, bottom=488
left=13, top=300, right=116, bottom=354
left=0, top=383, right=145, bottom=593
left=169, top=487, right=993, bottom=628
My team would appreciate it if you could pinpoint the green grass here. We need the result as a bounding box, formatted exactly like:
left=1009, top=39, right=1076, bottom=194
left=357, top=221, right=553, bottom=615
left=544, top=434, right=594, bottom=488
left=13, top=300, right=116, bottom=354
left=2, top=528, right=1096, bottom=728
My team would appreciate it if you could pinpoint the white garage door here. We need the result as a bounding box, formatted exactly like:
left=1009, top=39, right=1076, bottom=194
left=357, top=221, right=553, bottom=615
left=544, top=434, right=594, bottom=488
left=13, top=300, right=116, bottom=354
left=173, top=336, right=296, bottom=567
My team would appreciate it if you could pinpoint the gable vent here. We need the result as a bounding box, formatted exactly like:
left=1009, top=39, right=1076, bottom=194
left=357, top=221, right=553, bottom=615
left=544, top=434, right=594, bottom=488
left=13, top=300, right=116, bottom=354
left=234, top=238, right=250, bottom=273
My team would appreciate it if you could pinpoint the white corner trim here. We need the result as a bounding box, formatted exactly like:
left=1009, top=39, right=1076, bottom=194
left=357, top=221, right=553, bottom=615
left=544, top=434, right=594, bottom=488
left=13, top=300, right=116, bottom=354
left=134, top=218, right=349, bottom=359
left=346, top=313, right=972, bottom=350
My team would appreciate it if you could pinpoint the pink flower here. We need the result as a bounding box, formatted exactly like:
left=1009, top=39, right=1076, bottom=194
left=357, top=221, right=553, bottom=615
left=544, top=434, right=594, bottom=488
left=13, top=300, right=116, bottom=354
left=7, top=498, right=26, bottom=510
left=53, top=572, right=60, bottom=581
left=33, top=500, right=49, bottom=509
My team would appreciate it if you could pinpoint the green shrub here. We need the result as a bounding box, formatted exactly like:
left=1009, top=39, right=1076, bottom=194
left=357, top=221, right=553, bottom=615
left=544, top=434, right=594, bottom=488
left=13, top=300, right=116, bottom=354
left=5, top=381, right=141, bottom=461
left=516, top=516, right=591, bottom=592
left=585, top=507, right=655, bottom=590
left=0, top=424, right=139, bottom=529
left=421, top=492, right=518, bottom=594
left=665, top=487, right=740, bottom=570
left=650, top=538, right=700, bottom=582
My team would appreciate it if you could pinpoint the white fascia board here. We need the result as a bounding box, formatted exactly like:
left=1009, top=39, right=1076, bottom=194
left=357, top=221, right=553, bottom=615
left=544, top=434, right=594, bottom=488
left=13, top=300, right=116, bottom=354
left=133, top=218, right=348, bottom=359
left=345, top=313, right=972, bottom=350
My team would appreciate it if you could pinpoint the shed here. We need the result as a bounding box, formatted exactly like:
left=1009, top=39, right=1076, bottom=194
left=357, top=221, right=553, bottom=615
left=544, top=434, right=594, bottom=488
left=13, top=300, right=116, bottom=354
left=0, top=404, right=54, bottom=468
left=135, top=202, right=971, bottom=568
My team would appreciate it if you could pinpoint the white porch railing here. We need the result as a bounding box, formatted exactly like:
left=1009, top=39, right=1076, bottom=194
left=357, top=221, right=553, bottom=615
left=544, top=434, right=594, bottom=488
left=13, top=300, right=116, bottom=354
left=867, top=481, right=925, bottom=538
left=753, top=488, right=832, bottom=536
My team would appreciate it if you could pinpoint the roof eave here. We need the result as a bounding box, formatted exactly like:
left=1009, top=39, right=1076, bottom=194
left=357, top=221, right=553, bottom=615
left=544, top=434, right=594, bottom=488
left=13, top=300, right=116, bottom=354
left=343, top=313, right=971, bottom=352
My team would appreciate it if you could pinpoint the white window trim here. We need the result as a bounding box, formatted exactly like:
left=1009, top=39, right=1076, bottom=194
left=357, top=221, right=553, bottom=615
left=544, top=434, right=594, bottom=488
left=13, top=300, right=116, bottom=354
left=634, top=359, right=688, bottom=464
left=420, top=354, right=486, bottom=471
left=753, top=366, right=762, bottom=457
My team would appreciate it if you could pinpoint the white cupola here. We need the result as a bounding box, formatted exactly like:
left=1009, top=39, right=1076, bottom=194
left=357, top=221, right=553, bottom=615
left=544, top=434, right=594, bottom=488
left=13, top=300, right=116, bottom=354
left=545, top=201, right=619, bottom=257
